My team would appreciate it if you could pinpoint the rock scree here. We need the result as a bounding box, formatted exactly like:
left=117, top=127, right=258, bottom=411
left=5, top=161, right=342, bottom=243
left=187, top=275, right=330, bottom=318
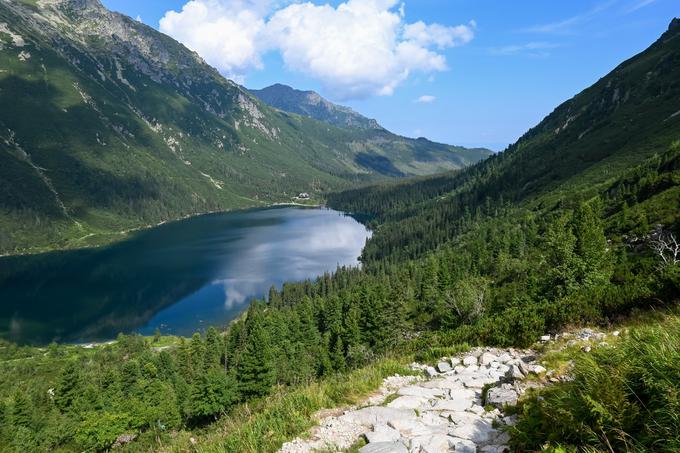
left=278, top=347, right=546, bottom=453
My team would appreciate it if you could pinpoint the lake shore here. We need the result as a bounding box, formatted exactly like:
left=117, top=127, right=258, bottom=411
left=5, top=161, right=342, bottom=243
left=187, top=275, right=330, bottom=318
left=0, top=200, right=324, bottom=259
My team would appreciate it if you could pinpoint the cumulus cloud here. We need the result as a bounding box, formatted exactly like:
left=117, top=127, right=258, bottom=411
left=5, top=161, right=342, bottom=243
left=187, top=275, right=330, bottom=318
left=160, top=0, right=269, bottom=81
left=415, top=95, right=436, bottom=103
left=160, top=0, right=475, bottom=99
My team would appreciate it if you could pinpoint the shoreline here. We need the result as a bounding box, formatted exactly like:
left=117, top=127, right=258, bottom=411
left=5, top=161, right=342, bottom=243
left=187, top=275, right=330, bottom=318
left=0, top=200, right=324, bottom=259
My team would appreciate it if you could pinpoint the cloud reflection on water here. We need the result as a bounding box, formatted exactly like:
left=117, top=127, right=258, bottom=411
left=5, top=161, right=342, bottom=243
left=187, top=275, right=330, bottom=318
left=138, top=208, right=370, bottom=336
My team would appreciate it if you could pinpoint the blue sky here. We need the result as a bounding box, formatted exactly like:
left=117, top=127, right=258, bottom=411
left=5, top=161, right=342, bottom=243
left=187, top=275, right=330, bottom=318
left=101, top=0, right=677, bottom=150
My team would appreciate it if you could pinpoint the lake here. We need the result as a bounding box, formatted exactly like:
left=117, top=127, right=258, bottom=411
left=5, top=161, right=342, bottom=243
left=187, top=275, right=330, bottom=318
left=0, top=207, right=370, bottom=344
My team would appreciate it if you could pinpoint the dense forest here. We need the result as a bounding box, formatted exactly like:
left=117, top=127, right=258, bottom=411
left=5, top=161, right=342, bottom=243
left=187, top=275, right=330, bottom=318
left=0, top=139, right=677, bottom=450
left=0, top=14, right=679, bottom=453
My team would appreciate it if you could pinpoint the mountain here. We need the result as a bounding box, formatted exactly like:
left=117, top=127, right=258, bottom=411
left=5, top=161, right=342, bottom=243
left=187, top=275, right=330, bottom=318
left=329, top=17, right=680, bottom=262
left=0, top=0, right=489, bottom=255
left=250, top=83, right=383, bottom=130
left=251, top=83, right=492, bottom=177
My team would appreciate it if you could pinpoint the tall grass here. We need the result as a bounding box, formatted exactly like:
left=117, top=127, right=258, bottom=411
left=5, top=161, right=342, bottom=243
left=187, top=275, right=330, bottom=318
left=512, top=317, right=680, bottom=452
left=160, top=358, right=413, bottom=453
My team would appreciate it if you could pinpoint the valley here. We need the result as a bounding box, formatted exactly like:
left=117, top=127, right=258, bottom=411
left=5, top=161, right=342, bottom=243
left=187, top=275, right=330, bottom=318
left=0, top=1, right=678, bottom=452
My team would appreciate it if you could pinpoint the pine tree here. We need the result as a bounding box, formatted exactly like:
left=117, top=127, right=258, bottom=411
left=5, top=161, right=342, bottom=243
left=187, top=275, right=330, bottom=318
left=11, top=392, right=31, bottom=428
left=236, top=306, right=275, bottom=398
left=55, top=361, right=82, bottom=412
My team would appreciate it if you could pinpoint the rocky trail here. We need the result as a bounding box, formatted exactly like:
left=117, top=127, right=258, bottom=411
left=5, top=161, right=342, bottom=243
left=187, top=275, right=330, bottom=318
left=279, top=347, right=552, bottom=453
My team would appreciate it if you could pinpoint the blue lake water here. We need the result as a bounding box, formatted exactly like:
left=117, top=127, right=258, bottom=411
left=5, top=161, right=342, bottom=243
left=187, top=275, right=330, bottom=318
left=0, top=207, right=370, bottom=344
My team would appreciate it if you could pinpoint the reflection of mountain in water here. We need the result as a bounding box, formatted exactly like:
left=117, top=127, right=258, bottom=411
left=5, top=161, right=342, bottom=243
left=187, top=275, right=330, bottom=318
left=0, top=207, right=369, bottom=344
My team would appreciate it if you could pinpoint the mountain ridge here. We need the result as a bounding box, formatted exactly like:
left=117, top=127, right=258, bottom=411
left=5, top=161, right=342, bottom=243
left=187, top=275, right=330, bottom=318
left=250, top=83, right=383, bottom=130
left=0, top=0, right=490, bottom=254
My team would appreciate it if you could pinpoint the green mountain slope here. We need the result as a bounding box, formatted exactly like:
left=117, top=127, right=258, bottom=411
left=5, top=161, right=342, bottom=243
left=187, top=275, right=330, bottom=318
left=0, top=15, right=677, bottom=453
left=251, top=83, right=492, bottom=177
left=0, top=0, right=489, bottom=255
left=329, top=18, right=680, bottom=262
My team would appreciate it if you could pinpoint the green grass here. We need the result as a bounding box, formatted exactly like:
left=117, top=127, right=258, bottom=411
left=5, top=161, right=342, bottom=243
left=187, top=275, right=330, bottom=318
left=511, top=313, right=680, bottom=452
left=156, top=358, right=415, bottom=453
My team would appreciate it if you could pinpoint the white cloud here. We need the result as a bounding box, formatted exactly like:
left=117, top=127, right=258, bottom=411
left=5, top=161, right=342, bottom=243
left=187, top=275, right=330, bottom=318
left=415, top=95, right=436, bottom=103
left=160, top=0, right=269, bottom=81
left=160, top=0, right=474, bottom=100
left=489, top=41, right=559, bottom=57
left=403, top=20, right=474, bottom=49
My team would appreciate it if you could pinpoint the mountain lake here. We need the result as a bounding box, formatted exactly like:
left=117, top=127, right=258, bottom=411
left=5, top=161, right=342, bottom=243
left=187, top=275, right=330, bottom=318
left=0, top=207, right=370, bottom=344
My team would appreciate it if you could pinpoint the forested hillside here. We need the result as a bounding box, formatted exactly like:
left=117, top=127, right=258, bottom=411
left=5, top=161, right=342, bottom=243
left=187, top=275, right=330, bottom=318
left=0, top=12, right=678, bottom=453
left=0, top=0, right=488, bottom=255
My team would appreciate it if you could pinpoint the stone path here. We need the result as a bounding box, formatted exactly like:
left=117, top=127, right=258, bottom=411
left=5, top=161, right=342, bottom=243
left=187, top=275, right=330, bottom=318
left=279, top=347, right=547, bottom=453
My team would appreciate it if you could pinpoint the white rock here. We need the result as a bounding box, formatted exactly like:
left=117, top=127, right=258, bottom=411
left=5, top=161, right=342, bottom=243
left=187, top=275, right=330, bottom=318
left=447, top=411, right=483, bottom=425
left=453, top=365, right=467, bottom=374
left=449, top=418, right=496, bottom=443
left=462, top=355, right=478, bottom=366
left=497, top=353, right=512, bottom=363
left=480, top=352, right=498, bottom=365
left=397, top=385, right=445, bottom=398
left=387, top=395, right=428, bottom=410
left=359, top=441, right=408, bottom=453
left=450, top=357, right=461, bottom=367
left=505, top=365, right=524, bottom=380
left=612, top=330, right=620, bottom=337
left=388, top=419, right=447, bottom=438
left=529, top=365, right=547, bottom=375
left=436, top=361, right=452, bottom=373
left=449, top=437, right=476, bottom=453
left=425, top=366, right=438, bottom=377
left=410, top=434, right=450, bottom=453
left=486, top=387, right=519, bottom=408
left=342, top=407, right=415, bottom=427
left=466, top=404, right=484, bottom=415
left=540, top=335, right=551, bottom=342
left=430, top=397, right=473, bottom=412
left=365, top=424, right=401, bottom=444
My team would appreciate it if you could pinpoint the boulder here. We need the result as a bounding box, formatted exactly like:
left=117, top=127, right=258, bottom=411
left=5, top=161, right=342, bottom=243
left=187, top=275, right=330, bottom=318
left=436, top=361, right=452, bottom=373
left=425, top=366, right=438, bottom=377
left=529, top=364, right=547, bottom=375
left=540, top=335, right=551, bottom=342
left=397, top=385, right=445, bottom=398
left=388, top=418, right=447, bottom=438
left=365, top=424, right=401, bottom=444
left=430, top=396, right=472, bottom=412
left=497, top=353, right=512, bottom=363
left=479, top=352, right=498, bottom=366
left=359, top=441, right=408, bottom=453
left=517, top=360, right=530, bottom=376
left=505, top=365, right=524, bottom=380
left=450, top=357, right=461, bottom=367
left=449, top=418, right=496, bottom=443
left=486, top=387, right=519, bottom=408
left=449, top=437, right=476, bottom=453
left=342, top=407, right=415, bottom=426
left=410, top=434, right=451, bottom=453
left=387, top=395, right=428, bottom=410
left=462, top=355, right=478, bottom=366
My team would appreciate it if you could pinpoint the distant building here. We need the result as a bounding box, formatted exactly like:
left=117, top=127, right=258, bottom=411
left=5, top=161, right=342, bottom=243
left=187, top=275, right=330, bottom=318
left=297, top=192, right=310, bottom=199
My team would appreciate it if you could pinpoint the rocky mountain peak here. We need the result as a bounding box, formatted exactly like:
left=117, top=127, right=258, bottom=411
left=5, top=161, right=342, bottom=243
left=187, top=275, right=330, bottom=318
left=669, top=18, right=680, bottom=32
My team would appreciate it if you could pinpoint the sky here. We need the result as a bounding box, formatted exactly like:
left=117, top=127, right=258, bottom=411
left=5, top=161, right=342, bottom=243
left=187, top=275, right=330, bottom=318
left=101, top=0, right=677, bottom=150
